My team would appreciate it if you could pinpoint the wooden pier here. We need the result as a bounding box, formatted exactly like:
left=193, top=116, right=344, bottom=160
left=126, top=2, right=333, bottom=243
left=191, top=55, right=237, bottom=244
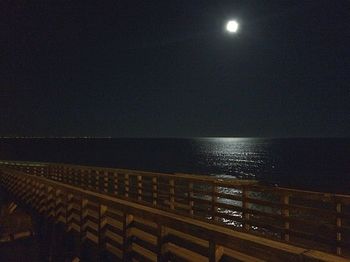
left=0, top=160, right=349, bottom=261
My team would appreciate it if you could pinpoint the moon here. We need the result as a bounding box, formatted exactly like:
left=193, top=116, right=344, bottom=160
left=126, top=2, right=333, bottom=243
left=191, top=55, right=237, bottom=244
left=226, top=20, right=239, bottom=33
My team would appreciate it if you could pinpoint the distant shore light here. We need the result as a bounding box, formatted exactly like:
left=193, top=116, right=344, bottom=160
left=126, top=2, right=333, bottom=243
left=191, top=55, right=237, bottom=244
left=226, top=20, right=239, bottom=33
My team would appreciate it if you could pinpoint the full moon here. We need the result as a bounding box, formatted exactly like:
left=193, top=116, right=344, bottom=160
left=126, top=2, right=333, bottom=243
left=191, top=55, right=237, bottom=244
left=226, top=20, right=239, bottom=33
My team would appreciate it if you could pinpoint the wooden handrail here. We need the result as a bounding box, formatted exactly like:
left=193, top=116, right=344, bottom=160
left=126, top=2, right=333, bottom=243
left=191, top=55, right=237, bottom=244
left=0, top=160, right=349, bottom=258
left=0, top=160, right=256, bottom=184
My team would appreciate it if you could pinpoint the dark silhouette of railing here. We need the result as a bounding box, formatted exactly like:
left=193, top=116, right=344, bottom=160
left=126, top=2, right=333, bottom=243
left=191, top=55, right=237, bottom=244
left=0, top=160, right=349, bottom=261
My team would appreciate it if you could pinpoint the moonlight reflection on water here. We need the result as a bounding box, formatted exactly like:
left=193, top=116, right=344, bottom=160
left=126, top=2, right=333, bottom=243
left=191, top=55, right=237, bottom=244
left=192, top=138, right=273, bottom=180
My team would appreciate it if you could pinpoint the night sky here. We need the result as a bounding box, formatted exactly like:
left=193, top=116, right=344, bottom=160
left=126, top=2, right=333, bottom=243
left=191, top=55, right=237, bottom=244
left=1, top=1, right=350, bottom=137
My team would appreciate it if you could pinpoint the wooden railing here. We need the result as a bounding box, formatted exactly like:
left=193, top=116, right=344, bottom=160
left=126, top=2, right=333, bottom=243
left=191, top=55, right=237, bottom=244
left=0, top=160, right=349, bottom=259
left=1, top=166, right=349, bottom=262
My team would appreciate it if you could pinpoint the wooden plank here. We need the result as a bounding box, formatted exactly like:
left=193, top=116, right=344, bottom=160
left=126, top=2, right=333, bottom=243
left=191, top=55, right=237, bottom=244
left=106, top=242, right=123, bottom=259
left=336, top=202, right=342, bottom=256
left=164, top=243, right=208, bottom=262
left=166, top=227, right=208, bottom=248
left=242, top=186, right=250, bottom=231
left=130, top=243, right=157, bottom=262
left=166, top=233, right=209, bottom=257
left=224, top=247, right=266, bottom=262
left=302, top=250, right=350, bottom=262
left=215, top=192, right=243, bottom=202
left=128, top=227, right=157, bottom=246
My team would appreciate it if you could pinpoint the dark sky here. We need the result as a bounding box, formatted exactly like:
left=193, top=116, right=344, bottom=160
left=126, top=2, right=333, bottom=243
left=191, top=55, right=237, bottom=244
left=1, top=1, right=349, bottom=137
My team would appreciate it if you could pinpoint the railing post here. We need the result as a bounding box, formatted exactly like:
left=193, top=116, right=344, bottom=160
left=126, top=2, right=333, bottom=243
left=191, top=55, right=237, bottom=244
left=98, top=204, right=107, bottom=259
left=137, top=175, right=142, bottom=201
left=72, top=168, right=76, bottom=185
left=157, top=224, right=167, bottom=262
left=123, top=213, right=133, bottom=261
left=51, top=166, right=56, bottom=180
left=188, top=182, right=194, bottom=215
left=87, top=170, right=92, bottom=190
left=152, top=176, right=158, bottom=206
left=66, top=193, right=73, bottom=232
left=54, top=189, right=60, bottom=224
left=242, top=186, right=250, bottom=231
left=281, top=193, right=290, bottom=241
left=64, top=167, right=68, bottom=184
left=47, top=165, right=51, bottom=180
left=209, top=240, right=223, bottom=262
left=46, top=185, right=50, bottom=219
left=76, top=168, right=81, bottom=186
left=102, top=171, right=108, bottom=193
left=336, top=200, right=342, bottom=256
left=81, top=169, right=85, bottom=189
left=78, top=195, right=86, bottom=258
left=54, top=167, right=63, bottom=182
left=124, top=174, right=129, bottom=198
left=80, top=197, right=88, bottom=244
left=53, top=166, right=57, bottom=180
left=60, top=167, right=64, bottom=182
left=48, top=186, right=54, bottom=219
left=212, top=182, right=218, bottom=221
left=68, top=168, right=73, bottom=185
left=62, top=167, right=66, bottom=182
left=66, top=167, right=69, bottom=184
left=113, top=172, right=119, bottom=195
left=169, top=178, right=175, bottom=210
left=95, top=170, right=100, bottom=191
left=84, top=169, right=89, bottom=190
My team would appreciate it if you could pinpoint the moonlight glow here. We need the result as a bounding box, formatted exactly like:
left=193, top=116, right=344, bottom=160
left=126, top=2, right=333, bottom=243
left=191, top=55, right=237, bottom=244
left=226, top=20, right=239, bottom=33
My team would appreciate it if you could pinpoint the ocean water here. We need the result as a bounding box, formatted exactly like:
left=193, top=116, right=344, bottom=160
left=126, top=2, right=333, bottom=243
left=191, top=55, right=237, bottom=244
left=0, top=138, right=349, bottom=193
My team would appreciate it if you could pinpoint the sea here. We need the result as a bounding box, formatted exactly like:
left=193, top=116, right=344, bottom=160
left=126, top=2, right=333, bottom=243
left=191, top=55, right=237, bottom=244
left=0, top=138, right=349, bottom=194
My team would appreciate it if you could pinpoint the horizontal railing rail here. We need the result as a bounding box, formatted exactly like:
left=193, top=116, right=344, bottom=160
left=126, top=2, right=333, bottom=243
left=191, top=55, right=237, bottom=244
left=0, top=160, right=349, bottom=258
left=0, top=167, right=348, bottom=262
